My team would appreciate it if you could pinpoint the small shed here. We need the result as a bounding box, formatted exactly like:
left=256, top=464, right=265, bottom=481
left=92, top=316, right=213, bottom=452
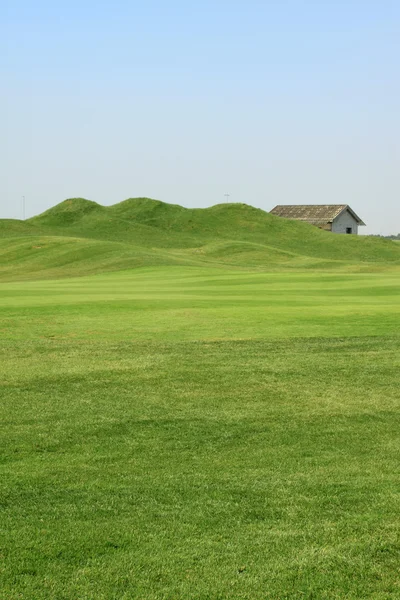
left=270, top=205, right=366, bottom=234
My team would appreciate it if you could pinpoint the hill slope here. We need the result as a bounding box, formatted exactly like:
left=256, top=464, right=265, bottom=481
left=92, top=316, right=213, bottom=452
left=0, top=197, right=399, bottom=280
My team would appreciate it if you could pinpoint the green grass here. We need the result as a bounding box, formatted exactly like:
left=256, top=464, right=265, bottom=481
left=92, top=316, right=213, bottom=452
left=1, top=266, right=400, bottom=599
left=1, top=198, right=400, bottom=281
left=1, top=268, right=399, bottom=341
left=1, top=200, right=400, bottom=597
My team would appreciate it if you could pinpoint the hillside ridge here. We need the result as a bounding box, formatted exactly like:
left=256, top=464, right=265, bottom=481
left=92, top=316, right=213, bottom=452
left=0, top=197, right=399, bottom=280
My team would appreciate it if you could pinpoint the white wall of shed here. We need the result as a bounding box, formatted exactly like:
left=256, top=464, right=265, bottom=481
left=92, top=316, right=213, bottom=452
left=331, top=210, right=359, bottom=234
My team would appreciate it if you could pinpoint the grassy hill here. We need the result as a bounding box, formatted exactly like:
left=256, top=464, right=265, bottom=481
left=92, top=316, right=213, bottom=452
left=1, top=197, right=399, bottom=280
left=2, top=201, right=400, bottom=598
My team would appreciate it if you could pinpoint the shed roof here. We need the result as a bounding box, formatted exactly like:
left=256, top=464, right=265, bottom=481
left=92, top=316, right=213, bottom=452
left=270, top=204, right=365, bottom=225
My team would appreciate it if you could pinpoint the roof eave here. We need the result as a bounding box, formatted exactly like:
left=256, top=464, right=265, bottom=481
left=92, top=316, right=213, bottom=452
left=336, top=205, right=366, bottom=225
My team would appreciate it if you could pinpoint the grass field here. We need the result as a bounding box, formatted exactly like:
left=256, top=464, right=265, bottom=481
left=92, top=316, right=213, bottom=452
left=1, top=200, right=400, bottom=598
left=1, top=266, right=400, bottom=599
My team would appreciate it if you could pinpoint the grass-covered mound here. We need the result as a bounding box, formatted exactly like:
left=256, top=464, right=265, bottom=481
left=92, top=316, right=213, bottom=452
left=28, top=197, right=104, bottom=227
left=1, top=197, right=399, bottom=279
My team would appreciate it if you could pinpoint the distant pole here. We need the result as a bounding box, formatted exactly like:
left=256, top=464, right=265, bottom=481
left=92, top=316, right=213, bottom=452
left=22, top=196, right=26, bottom=220
left=224, top=193, right=230, bottom=203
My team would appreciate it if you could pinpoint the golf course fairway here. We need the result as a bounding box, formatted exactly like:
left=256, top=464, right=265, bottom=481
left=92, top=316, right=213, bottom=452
left=1, top=265, right=400, bottom=599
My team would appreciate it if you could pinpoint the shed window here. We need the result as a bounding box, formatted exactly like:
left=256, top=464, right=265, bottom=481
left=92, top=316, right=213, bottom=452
left=346, top=227, right=352, bottom=234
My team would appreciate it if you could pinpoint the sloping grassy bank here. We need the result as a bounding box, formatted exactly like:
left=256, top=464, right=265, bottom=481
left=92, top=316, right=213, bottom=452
left=0, top=198, right=399, bottom=280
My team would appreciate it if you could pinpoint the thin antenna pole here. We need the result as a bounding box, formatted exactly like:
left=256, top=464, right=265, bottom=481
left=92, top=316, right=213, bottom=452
left=224, top=193, right=230, bottom=203
left=22, top=196, right=26, bottom=220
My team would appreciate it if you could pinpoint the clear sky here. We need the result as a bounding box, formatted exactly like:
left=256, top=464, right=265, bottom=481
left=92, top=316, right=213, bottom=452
left=2, top=0, right=399, bottom=234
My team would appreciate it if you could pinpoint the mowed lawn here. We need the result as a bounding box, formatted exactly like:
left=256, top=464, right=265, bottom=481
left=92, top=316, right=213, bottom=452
left=1, top=267, right=400, bottom=599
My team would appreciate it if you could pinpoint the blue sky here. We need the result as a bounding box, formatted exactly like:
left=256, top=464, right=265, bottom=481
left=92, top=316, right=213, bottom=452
left=2, top=0, right=399, bottom=233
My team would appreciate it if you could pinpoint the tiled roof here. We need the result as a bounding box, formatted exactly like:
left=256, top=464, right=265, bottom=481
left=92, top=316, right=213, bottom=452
left=270, top=205, right=365, bottom=225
